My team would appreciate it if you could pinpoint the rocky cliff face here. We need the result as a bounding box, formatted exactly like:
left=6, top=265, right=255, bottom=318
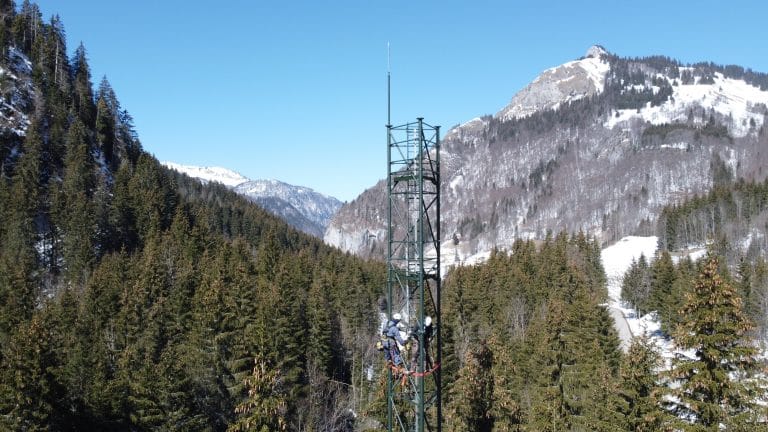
left=325, top=46, right=768, bottom=261
left=496, top=45, right=610, bottom=121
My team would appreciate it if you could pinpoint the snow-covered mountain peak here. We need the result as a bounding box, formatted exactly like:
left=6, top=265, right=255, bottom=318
left=496, top=47, right=610, bottom=121
left=234, top=178, right=333, bottom=201
left=162, top=161, right=342, bottom=237
left=444, top=116, right=489, bottom=141
left=161, top=162, right=250, bottom=187
left=233, top=179, right=342, bottom=237
left=585, top=44, right=607, bottom=59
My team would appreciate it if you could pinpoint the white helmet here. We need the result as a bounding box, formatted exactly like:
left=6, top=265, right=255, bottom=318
left=425, top=316, right=432, bottom=326
left=393, top=313, right=402, bottom=321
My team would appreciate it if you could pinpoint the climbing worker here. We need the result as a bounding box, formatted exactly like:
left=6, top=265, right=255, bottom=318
left=380, top=313, right=408, bottom=377
left=409, top=315, right=434, bottom=367
left=377, top=338, right=401, bottom=365
left=385, top=313, right=407, bottom=349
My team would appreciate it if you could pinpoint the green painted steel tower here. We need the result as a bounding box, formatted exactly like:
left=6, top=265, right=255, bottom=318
left=386, top=117, right=441, bottom=432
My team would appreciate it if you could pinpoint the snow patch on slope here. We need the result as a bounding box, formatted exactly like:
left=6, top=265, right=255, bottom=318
left=234, top=178, right=342, bottom=225
left=605, top=73, right=768, bottom=137
left=602, top=236, right=659, bottom=351
left=0, top=47, right=34, bottom=136
left=162, top=162, right=250, bottom=187
left=602, top=236, right=659, bottom=302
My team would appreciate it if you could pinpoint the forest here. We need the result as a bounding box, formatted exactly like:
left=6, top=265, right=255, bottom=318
left=438, top=233, right=766, bottom=431
left=0, top=2, right=386, bottom=430
left=1, top=1, right=767, bottom=431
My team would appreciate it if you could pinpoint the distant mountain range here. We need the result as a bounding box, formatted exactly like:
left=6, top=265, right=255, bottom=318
left=162, top=162, right=342, bottom=237
left=325, top=45, right=768, bottom=261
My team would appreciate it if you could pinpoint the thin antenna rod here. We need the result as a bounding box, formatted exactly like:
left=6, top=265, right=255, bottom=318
left=387, top=42, right=391, bottom=126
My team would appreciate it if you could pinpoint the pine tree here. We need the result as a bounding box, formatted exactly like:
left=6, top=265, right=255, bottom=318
left=71, top=43, right=96, bottom=127
left=736, top=256, right=762, bottom=334
left=96, top=93, right=116, bottom=170
left=619, top=336, right=671, bottom=432
left=751, top=258, right=768, bottom=340
left=668, top=254, right=764, bottom=430
left=0, top=313, right=61, bottom=431
left=12, top=1, right=42, bottom=54
left=444, top=342, right=493, bottom=432
left=306, top=273, right=333, bottom=378
left=228, top=354, right=287, bottom=432
left=59, top=118, right=96, bottom=283
left=0, top=122, right=43, bottom=336
left=579, top=361, right=624, bottom=432
left=267, top=255, right=309, bottom=412
left=487, top=334, right=523, bottom=431
left=665, top=256, right=695, bottom=334
left=527, top=300, right=572, bottom=432
left=621, top=254, right=651, bottom=315
left=77, top=253, right=132, bottom=427
left=189, top=244, right=239, bottom=429
left=649, top=250, right=677, bottom=332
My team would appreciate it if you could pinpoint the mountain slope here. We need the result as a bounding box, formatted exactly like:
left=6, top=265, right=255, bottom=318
left=0, top=47, right=33, bottom=137
left=162, top=162, right=342, bottom=237
left=497, top=45, right=610, bottom=121
left=161, top=161, right=250, bottom=186
left=326, top=46, right=768, bottom=259
left=0, top=7, right=384, bottom=429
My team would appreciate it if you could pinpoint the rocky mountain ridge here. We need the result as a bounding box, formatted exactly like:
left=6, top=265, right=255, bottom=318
left=325, top=46, right=768, bottom=260
left=162, top=162, right=342, bottom=237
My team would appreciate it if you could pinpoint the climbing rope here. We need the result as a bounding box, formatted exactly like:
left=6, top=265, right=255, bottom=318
left=409, top=362, right=440, bottom=378
left=385, top=361, right=441, bottom=382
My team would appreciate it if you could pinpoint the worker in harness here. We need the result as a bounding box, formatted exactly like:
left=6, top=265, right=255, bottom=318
left=409, top=315, right=434, bottom=368
left=378, top=313, right=408, bottom=374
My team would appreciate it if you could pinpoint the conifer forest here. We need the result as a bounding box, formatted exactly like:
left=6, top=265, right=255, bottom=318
left=1, top=2, right=767, bottom=431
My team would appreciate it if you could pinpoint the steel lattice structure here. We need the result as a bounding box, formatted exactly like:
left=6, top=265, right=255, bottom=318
left=386, top=118, right=441, bottom=432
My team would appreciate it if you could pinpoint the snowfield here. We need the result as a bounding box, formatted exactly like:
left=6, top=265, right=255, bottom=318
left=601, top=236, right=740, bottom=372
left=605, top=72, right=768, bottom=138
left=602, top=236, right=659, bottom=303
left=161, top=162, right=250, bottom=187
left=601, top=236, right=659, bottom=351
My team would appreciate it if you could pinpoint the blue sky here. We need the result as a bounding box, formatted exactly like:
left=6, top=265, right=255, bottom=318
left=34, top=0, right=768, bottom=202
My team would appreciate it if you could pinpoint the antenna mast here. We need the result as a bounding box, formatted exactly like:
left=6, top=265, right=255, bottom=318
left=385, top=43, right=442, bottom=432
left=387, top=42, right=391, bottom=126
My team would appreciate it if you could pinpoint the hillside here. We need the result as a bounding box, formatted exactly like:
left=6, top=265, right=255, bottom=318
left=0, top=5, right=383, bottom=430
left=2, top=3, right=767, bottom=431
left=326, top=45, right=768, bottom=259
left=162, top=162, right=342, bottom=237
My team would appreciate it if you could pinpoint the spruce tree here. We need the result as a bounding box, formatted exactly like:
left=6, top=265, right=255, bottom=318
left=527, top=300, right=572, bottom=432
left=60, top=118, right=96, bottom=283
left=306, top=273, right=333, bottom=378
left=668, top=254, right=763, bottom=430
left=444, top=342, right=493, bottom=432
left=228, top=354, right=287, bottom=432
left=619, top=336, right=671, bottom=432
left=71, top=43, right=96, bottom=127
left=95, top=96, right=116, bottom=170
left=0, top=122, right=43, bottom=335
left=0, top=313, right=60, bottom=431
left=621, top=254, right=651, bottom=315
left=487, top=334, right=523, bottom=431
left=649, top=250, right=677, bottom=333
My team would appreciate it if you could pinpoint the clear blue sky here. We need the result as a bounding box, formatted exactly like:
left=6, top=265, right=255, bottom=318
left=34, top=0, right=768, bottom=202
